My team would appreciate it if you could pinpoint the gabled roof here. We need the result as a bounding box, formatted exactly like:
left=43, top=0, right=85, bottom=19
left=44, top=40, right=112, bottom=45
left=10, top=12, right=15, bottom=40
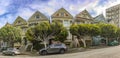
left=13, top=16, right=27, bottom=25
left=28, top=11, right=48, bottom=22
left=5, top=22, right=11, bottom=26
left=51, top=8, right=73, bottom=19
left=94, top=14, right=107, bottom=23
left=75, top=9, right=93, bottom=20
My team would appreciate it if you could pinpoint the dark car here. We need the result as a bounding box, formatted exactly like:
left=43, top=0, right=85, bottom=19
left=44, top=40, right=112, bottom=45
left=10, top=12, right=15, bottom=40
left=39, top=43, right=67, bottom=55
left=2, top=48, right=21, bottom=56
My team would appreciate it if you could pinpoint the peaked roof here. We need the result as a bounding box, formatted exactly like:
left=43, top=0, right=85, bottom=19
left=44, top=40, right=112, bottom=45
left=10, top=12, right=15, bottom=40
left=13, top=16, right=27, bottom=25
left=51, top=8, right=73, bottom=18
left=5, top=22, right=11, bottom=26
left=75, top=9, right=93, bottom=20
left=28, top=11, right=48, bottom=22
left=94, top=14, right=107, bottom=23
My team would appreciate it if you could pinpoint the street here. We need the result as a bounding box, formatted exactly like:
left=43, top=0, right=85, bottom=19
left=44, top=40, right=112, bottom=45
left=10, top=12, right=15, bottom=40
left=0, top=45, right=120, bottom=58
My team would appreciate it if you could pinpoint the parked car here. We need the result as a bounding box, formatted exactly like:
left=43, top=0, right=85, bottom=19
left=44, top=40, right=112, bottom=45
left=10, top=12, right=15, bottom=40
left=2, top=48, right=21, bottom=56
left=0, top=47, right=8, bottom=52
left=39, top=43, right=67, bottom=55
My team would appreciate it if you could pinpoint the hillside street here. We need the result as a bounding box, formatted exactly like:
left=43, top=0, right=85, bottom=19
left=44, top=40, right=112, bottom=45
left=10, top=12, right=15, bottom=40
left=0, top=45, right=120, bottom=58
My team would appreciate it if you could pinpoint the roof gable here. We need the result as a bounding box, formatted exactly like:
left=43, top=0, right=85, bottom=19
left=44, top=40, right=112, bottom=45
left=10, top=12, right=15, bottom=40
left=75, top=9, right=93, bottom=20
left=5, top=22, right=11, bottom=26
left=13, top=16, right=27, bottom=25
left=94, top=14, right=106, bottom=22
left=51, top=8, right=73, bottom=18
left=28, top=11, right=48, bottom=21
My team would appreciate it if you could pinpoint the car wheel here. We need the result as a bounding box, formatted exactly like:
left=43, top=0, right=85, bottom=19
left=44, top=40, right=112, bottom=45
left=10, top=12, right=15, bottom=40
left=60, top=49, right=65, bottom=54
left=41, top=51, right=47, bottom=55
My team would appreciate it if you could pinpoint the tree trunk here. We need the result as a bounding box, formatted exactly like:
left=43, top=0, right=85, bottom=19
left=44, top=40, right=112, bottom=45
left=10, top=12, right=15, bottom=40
left=81, top=39, right=86, bottom=48
left=106, top=38, right=108, bottom=45
left=71, top=36, right=80, bottom=48
left=70, top=35, right=74, bottom=48
left=43, top=41, right=47, bottom=48
left=73, top=37, right=80, bottom=48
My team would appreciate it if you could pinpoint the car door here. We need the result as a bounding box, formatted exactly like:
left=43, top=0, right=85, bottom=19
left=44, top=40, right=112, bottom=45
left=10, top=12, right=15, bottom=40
left=53, top=44, right=61, bottom=52
left=47, top=44, right=57, bottom=53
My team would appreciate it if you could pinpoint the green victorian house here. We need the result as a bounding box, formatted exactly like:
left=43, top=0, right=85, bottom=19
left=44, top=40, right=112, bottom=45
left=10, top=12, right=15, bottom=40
left=51, top=8, right=73, bottom=44
left=13, top=16, right=28, bottom=35
left=74, top=9, right=94, bottom=47
left=12, top=16, right=28, bottom=47
left=75, top=9, right=93, bottom=24
left=28, top=11, right=49, bottom=27
left=2, top=11, right=49, bottom=49
left=51, top=8, right=73, bottom=28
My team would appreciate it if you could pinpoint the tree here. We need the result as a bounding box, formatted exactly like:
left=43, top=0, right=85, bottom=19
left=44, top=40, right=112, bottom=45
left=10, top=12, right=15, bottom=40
left=99, top=24, right=117, bottom=45
left=0, top=25, right=22, bottom=47
left=70, top=24, right=100, bottom=47
left=26, top=22, right=67, bottom=48
left=54, top=27, right=68, bottom=42
left=115, top=28, right=120, bottom=41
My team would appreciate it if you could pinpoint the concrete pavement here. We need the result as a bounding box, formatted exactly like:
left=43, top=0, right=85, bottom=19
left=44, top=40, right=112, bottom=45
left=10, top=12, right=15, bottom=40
left=0, top=45, right=120, bottom=58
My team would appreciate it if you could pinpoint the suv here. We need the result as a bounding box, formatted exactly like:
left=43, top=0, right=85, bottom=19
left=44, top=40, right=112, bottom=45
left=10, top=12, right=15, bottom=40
left=39, top=43, right=67, bottom=55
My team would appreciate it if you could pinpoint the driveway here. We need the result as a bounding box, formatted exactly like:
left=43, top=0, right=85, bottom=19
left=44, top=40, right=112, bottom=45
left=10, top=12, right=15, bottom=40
left=0, top=45, right=120, bottom=58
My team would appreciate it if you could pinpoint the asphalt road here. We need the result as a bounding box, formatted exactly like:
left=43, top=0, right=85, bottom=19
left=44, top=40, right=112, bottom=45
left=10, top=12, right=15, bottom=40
left=1, top=45, right=120, bottom=58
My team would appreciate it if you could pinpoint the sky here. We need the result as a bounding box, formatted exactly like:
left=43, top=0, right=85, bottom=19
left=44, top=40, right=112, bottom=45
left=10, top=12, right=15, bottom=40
left=0, top=0, right=119, bottom=28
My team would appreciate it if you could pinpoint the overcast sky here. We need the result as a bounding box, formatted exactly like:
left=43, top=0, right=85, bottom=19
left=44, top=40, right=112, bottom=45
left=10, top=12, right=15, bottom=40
left=0, top=0, right=119, bottom=27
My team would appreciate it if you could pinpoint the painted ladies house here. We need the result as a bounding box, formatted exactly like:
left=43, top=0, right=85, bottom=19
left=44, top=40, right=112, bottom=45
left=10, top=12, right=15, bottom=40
left=75, top=9, right=93, bottom=24
left=13, top=16, right=28, bottom=36
left=51, top=8, right=73, bottom=44
left=28, top=11, right=49, bottom=27
left=51, top=8, right=73, bottom=29
left=74, top=9, right=94, bottom=47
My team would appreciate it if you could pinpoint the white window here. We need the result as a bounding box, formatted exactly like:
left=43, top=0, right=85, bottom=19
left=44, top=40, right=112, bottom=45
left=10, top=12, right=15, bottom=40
left=61, top=13, right=64, bottom=17
left=63, top=20, right=70, bottom=27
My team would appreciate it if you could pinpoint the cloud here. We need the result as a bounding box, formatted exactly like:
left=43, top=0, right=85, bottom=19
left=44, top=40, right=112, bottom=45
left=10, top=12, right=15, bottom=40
left=88, top=0, right=120, bottom=17
left=0, top=0, right=11, bottom=15
left=0, top=0, right=120, bottom=28
left=17, top=7, right=35, bottom=20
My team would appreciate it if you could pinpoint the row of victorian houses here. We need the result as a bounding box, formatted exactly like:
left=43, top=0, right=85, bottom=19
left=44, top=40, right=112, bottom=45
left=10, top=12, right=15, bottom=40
left=1, top=8, right=107, bottom=49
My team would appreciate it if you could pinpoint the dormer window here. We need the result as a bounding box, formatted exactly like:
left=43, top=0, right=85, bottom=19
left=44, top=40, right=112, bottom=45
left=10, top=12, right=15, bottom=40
left=18, top=21, right=21, bottom=24
left=35, top=15, right=40, bottom=19
left=61, top=13, right=64, bottom=17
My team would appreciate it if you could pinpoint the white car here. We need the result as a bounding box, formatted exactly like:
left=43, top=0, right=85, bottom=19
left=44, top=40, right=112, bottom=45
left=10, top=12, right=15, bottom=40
left=2, top=48, right=21, bottom=56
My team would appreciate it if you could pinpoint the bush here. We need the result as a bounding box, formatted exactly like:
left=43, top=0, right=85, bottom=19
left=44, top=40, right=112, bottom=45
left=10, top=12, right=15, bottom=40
left=31, top=40, right=44, bottom=51
left=108, top=40, right=119, bottom=46
left=33, top=44, right=44, bottom=51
